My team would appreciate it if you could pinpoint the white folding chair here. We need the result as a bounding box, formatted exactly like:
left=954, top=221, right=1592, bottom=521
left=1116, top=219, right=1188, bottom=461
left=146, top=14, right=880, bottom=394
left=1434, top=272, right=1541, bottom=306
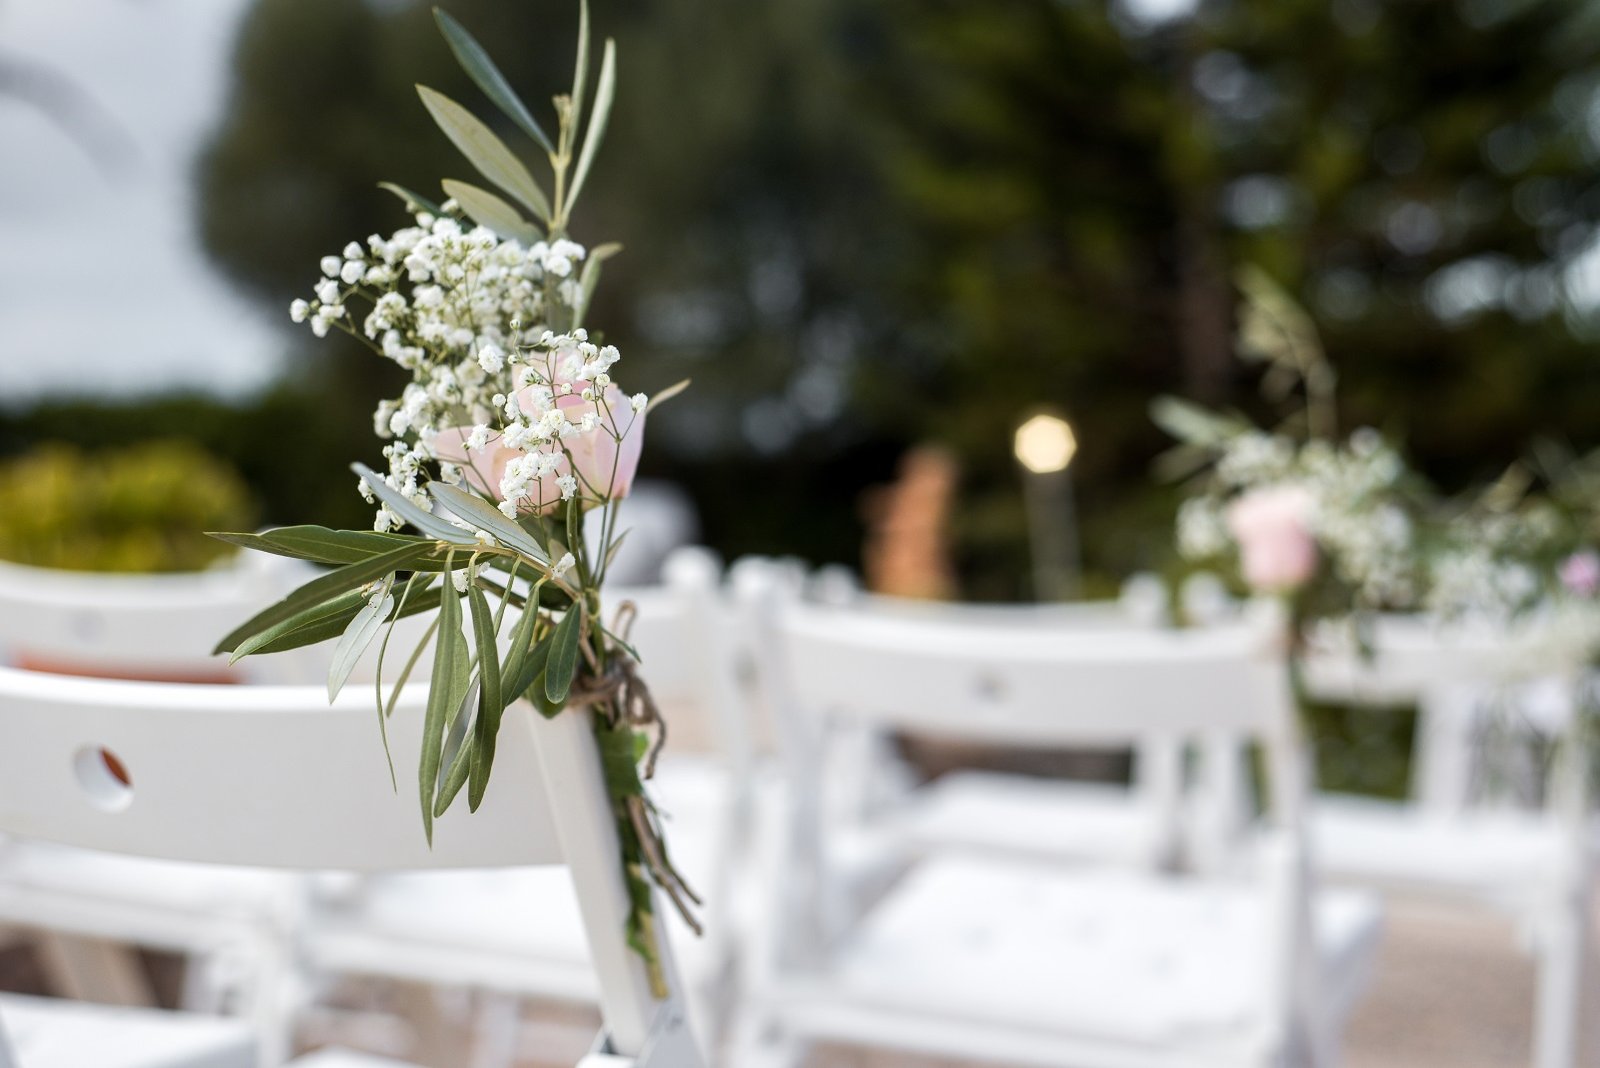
left=787, top=575, right=1188, bottom=872
left=735, top=580, right=1381, bottom=1068
left=1294, top=615, right=1596, bottom=1068
left=0, top=663, right=705, bottom=1068
left=294, top=548, right=749, bottom=1065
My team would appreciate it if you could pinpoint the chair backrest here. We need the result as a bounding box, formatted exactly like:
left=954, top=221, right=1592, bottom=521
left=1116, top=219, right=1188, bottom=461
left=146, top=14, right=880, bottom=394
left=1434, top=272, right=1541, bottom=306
left=0, top=664, right=698, bottom=1061
left=741, top=572, right=1316, bottom=1056
left=760, top=596, right=1293, bottom=749
left=0, top=554, right=315, bottom=682
left=1299, top=614, right=1509, bottom=706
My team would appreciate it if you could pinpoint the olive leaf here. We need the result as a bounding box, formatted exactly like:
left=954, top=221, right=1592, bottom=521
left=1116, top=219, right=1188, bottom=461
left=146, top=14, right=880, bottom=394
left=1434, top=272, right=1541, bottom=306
left=352, top=463, right=478, bottom=545
left=563, top=37, right=614, bottom=218
left=378, top=181, right=443, bottom=216
left=420, top=572, right=471, bottom=845
left=441, top=179, right=543, bottom=243
left=429, top=481, right=548, bottom=562
left=417, top=85, right=552, bottom=223
left=544, top=604, right=582, bottom=704
left=465, top=584, right=503, bottom=812
left=328, top=578, right=395, bottom=701
left=433, top=7, right=556, bottom=155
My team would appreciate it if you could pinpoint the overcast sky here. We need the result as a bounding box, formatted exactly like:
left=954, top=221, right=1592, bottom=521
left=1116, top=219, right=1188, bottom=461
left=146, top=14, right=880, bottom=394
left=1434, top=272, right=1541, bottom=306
left=0, top=0, right=283, bottom=403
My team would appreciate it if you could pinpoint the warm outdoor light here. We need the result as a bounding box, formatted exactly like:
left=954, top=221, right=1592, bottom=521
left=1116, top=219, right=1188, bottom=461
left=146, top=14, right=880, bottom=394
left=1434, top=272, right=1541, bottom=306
left=1013, top=413, right=1077, bottom=474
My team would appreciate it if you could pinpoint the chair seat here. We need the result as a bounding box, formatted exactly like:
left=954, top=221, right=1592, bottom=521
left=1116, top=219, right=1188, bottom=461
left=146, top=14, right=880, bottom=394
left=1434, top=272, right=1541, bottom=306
left=1312, top=794, right=1576, bottom=903
left=288, top=1048, right=424, bottom=1068
left=307, top=756, right=727, bottom=1001
left=0, top=992, right=255, bottom=1068
left=895, top=771, right=1163, bottom=865
left=0, top=841, right=293, bottom=948
left=778, top=855, right=1381, bottom=1055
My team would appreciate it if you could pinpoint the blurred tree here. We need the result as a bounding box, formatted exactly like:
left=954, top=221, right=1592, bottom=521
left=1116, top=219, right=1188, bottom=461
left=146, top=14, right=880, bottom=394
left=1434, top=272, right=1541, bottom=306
left=850, top=0, right=1600, bottom=595
left=192, top=0, right=1600, bottom=595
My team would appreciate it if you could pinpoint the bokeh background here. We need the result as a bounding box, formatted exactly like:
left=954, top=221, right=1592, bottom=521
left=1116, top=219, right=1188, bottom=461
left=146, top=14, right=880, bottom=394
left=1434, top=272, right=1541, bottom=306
left=3, top=0, right=1600, bottom=793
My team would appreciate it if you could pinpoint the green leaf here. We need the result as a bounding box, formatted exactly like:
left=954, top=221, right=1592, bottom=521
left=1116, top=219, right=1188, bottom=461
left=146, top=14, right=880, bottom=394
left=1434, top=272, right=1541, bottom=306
left=644, top=378, right=691, bottom=413
left=378, top=181, right=443, bottom=216
left=433, top=7, right=556, bottom=155
left=434, top=678, right=479, bottom=818
left=563, top=38, right=615, bottom=217
left=544, top=605, right=582, bottom=704
left=216, top=542, right=432, bottom=656
left=417, top=85, right=552, bottom=223
left=227, top=590, right=367, bottom=661
left=574, top=241, right=621, bottom=328
left=570, top=0, right=592, bottom=133
left=508, top=628, right=553, bottom=707
left=374, top=571, right=433, bottom=790
left=352, top=463, right=478, bottom=545
left=466, top=585, right=503, bottom=811
left=420, top=576, right=471, bottom=845
left=242, top=585, right=443, bottom=660
left=500, top=591, right=544, bottom=691
left=328, top=580, right=395, bottom=701
left=209, top=526, right=424, bottom=566
left=441, top=179, right=542, bottom=243
left=429, top=481, right=549, bottom=562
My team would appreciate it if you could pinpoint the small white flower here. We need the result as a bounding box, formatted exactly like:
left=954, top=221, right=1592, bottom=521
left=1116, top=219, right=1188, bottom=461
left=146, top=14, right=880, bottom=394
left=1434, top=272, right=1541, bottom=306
left=339, top=260, right=364, bottom=284
left=342, top=241, right=363, bottom=260
left=289, top=299, right=309, bottom=323
left=498, top=499, right=520, bottom=519
left=466, top=424, right=492, bottom=451
left=474, top=528, right=497, bottom=547
left=557, top=474, right=578, bottom=500
left=476, top=342, right=505, bottom=374
left=314, top=279, right=340, bottom=304
left=320, top=255, right=341, bottom=278
left=630, top=392, right=647, bottom=412
left=451, top=570, right=470, bottom=593
left=551, top=552, right=576, bottom=581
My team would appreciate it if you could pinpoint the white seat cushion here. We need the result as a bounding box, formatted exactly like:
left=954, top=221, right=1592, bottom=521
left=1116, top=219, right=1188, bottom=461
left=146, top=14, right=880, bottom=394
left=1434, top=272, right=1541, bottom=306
left=1313, top=794, right=1569, bottom=903
left=0, top=992, right=255, bottom=1068
left=785, top=855, right=1380, bottom=1050
left=895, top=771, right=1162, bottom=864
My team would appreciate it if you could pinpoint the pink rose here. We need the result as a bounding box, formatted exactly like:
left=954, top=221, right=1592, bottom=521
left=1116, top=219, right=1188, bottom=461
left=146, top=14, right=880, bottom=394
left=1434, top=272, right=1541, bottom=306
left=1225, top=485, right=1319, bottom=593
left=430, top=384, right=645, bottom=514
left=1559, top=550, right=1600, bottom=598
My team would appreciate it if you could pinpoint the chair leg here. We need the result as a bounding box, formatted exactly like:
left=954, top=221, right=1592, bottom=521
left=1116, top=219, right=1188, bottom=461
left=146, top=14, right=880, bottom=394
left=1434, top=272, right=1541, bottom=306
left=468, top=992, right=521, bottom=1068
left=1532, top=905, right=1588, bottom=1068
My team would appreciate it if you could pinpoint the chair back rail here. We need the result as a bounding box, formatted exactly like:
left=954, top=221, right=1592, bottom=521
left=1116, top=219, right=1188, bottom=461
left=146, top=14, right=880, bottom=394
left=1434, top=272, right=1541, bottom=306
left=0, top=666, right=559, bottom=871
left=773, top=602, right=1293, bottom=748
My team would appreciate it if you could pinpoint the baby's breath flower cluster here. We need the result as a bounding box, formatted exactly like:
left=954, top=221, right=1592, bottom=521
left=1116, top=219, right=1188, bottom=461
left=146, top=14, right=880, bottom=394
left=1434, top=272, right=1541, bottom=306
left=291, top=203, right=647, bottom=534
left=1176, top=427, right=1421, bottom=610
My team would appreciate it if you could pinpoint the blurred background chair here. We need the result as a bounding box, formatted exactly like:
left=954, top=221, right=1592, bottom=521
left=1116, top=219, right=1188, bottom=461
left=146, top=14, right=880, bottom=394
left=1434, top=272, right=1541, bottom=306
left=0, top=657, right=706, bottom=1068
left=733, top=577, right=1382, bottom=1068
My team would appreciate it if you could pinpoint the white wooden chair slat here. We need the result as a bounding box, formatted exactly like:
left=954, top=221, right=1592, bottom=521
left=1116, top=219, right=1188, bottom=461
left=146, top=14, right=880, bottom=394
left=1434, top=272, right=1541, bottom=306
left=0, top=669, right=560, bottom=871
